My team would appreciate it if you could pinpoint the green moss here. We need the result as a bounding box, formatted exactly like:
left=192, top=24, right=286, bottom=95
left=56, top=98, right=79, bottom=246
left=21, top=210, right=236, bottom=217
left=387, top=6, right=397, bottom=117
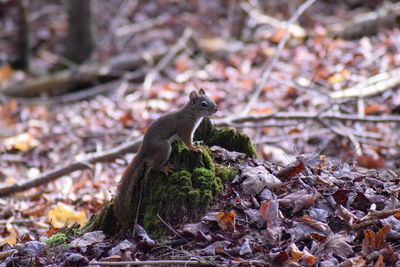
left=194, top=118, right=257, bottom=158
left=192, top=167, right=222, bottom=194
left=84, top=202, right=117, bottom=235
left=216, top=164, right=236, bottom=182
left=188, top=189, right=200, bottom=211
left=44, top=233, right=68, bottom=246
left=200, top=189, right=213, bottom=212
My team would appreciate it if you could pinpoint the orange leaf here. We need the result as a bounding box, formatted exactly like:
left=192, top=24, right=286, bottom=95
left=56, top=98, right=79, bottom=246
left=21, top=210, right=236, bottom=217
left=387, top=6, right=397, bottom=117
left=327, top=69, right=350, bottom=84
left=252, top=107, right=273, bottom=114
left=216, top=211, right=237, bottom=231
left=47, top=203, right=87, bottom=228
left=365, top=104, right=388, bottom=115
left=0, top=64, right=14, bottom=82
left=289, top=243, right=303, bottom=261
left=271, top=28, right=285, bottom=43
left=357, top=154, right=386, bottom=169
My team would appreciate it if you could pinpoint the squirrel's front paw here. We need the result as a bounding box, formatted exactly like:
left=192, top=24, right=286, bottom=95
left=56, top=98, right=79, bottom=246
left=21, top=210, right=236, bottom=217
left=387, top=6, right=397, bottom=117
left=160, top=164, right=175, bottom=175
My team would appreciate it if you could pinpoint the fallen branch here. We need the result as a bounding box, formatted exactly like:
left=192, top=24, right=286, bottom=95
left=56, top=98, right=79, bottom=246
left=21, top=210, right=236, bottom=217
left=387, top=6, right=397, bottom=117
left=329, top=67, right=400, bottom=99
left=5, top=79, right=123, bottom=104
left=1, top=46, right=168, bottom=98
left=89, top=259, right=214, bottom=266
left=0, top=137, right=142, bottom=197
left=241, top=1, right=306, bottom=38
left=143, top=27, right=193, bottom=91
left=241, top=0, right=317, bottom=115
left=2, top=110, right=399, bottom=197
left=215, top=111, right=400, bottom=127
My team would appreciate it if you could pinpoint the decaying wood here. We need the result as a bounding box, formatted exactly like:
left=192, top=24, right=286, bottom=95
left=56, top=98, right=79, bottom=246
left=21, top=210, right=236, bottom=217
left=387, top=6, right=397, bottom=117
left=330, top=5, right=399, bottom=40
left=0, top=47, right=168, bottom=98
left=330, top=67, right=400, bottom=99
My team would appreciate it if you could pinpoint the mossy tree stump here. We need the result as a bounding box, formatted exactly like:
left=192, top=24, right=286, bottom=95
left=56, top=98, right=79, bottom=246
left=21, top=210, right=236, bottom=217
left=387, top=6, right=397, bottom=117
left=85, top=119, right=255, bottom=238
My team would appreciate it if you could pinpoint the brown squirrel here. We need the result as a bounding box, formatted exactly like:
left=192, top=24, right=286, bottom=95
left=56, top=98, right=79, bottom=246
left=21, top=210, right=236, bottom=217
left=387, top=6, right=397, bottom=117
left=113, top=89, right=218, bottom=226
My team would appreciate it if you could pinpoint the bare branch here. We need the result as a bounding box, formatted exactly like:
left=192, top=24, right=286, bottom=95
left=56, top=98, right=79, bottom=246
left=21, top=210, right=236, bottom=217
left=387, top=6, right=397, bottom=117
left=143, top=27, right=193, bottom=91
left=215, top=112, right=400, bottom=127
left=241, top=0, right=317, bottom=115
left=0, top=137, right=142, bottom=197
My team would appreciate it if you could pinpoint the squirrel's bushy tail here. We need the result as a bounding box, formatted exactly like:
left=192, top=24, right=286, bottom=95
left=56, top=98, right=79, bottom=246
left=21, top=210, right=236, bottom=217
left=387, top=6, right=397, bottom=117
left=113, top=153, right=146, bottom=227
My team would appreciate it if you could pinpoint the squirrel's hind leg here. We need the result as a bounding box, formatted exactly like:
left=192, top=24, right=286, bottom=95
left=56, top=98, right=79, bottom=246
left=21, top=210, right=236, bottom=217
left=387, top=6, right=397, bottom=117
left=148, top=139, right=172, bottom=172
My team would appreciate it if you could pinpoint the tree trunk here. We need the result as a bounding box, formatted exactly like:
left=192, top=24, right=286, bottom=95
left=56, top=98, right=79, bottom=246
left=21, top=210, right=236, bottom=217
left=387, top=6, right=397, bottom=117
left=64, top=0, right=95, bottom=63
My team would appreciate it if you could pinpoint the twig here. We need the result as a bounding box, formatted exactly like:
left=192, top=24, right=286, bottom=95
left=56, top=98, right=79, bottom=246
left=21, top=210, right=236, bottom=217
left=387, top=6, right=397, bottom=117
left=143, top=27, right=193, bottom=91
left=241, top=0, right=317, bottom=115
left=316, top=119, right=362, bottom=155
left=89, top=259, right=214, bottom=266
left=116, top=15, right=169, bottom=37
left=0, top=137, right=142, bottom=197
left=156, top=214, right=189, bottom=243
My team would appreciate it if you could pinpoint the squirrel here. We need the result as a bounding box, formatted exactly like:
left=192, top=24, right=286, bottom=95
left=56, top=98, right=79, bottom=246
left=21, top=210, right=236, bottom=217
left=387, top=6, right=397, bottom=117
left=113, top=88, right=218, bottom=227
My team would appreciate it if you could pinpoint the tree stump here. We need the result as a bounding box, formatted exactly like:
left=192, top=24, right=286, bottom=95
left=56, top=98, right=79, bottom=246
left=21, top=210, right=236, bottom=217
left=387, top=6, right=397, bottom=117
left=85, top=119, right=256, bottom=238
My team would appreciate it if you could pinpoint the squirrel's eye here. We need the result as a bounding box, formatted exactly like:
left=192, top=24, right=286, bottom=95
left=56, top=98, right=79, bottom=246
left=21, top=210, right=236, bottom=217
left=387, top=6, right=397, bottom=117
left=201, top=101, right=208, bottom=108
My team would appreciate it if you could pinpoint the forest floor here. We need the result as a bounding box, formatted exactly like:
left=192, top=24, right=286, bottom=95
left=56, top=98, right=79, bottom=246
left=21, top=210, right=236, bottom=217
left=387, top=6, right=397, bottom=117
left=1, top=0, right=400, bottom=266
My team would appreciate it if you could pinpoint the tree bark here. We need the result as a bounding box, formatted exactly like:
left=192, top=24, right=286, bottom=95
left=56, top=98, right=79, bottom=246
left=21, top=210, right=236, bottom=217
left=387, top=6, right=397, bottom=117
left=64, top=0, right=95, bottom=63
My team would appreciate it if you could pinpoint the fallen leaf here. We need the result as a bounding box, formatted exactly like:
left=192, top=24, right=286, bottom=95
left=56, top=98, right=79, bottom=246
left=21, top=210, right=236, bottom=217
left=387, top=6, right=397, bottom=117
left=47, top=203, right=87, bottom=228
left=70, top=231, right=105, bottom=248
left=241, top=166, right=282, bottom=194
left=210, top=146, right=247, bottom=162
left=0, top=64, right=14, bottom=82
left=324, top=234, right=353, bottom=258
left=216, top=210, right=237, bottom=231
left=289, top=243, right=304, bottom=261
left=0, top=228, right=17, bottom=246
left=362, top=225, right=391, bottom=254
left=260, top=199, right=281, bottom=227
left=327, top=69, right=350, bottom=83
left=4, top=132, right=38, bottom=152
left=278, top=189, right=321, bottom=213
left=297, top=214, right=330, bottom=233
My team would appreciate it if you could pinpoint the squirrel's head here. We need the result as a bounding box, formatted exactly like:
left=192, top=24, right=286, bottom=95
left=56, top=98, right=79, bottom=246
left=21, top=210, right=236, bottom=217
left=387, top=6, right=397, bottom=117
left=188, top=88, right=218, bottom=117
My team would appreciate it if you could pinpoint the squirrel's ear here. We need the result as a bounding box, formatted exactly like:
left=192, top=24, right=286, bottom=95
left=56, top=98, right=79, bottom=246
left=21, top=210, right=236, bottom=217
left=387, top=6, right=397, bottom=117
left=199, top=88, right=206, bottom=95
left=189, top=90, right=198, bottom=100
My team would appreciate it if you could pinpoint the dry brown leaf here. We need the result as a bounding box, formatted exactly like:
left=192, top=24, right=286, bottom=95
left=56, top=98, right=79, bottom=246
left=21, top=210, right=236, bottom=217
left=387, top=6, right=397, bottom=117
left=0, top=228, right=17, bottom=246
left=278, top=189, right=321, bottom=213
left=260, top=199, right=281, bottom=227
left=324, top=234, right=353, bottom=258
left=275, top=160, right=305, bottom=179
left=336, top=205, right=358, bottom=226
left=288, top=243, right=303, bottom=261
left=302, top=250, right=317, bottom=265
left=374, top=255, right=384, bottom=267
left=241, top=166, right=282, bottom=194
left=362, top=225, right=391, bottom=254
left=336, top=256, right=366, bottom=267
left=297, top=214, right=330, bottom=233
